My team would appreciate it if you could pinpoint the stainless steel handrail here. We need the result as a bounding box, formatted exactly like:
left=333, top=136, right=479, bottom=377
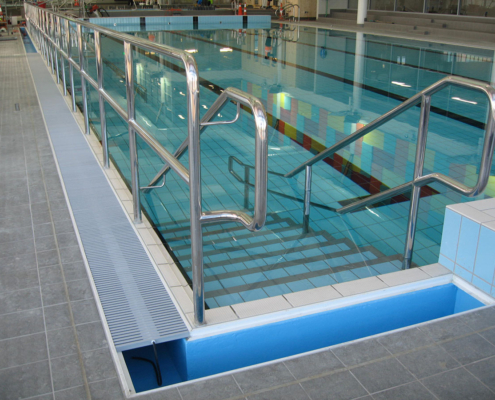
left=24, top=4, right=269, bottom=326
left=275, top=3, right=300, bottom=22
left=287, top=76, right=495, bottom=268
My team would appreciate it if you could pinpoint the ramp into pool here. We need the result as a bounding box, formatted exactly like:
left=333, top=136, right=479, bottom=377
left=26, top=46, right=190, bottom=351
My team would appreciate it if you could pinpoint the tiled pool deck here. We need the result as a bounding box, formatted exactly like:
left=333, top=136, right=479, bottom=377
left=1, top=21, right=495, bottom=400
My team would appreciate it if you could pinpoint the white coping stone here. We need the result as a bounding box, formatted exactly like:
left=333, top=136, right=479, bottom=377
left=157, top=264, right=183, bottom=288
left=147, top=244, right=169, bottom=265
left=332, top=276, right=388, bottom=297
left=137, top=227, right=158, bottom=246
left=485, top=209, right=495, bottom=218
left=420, top=263, right=451, bottom=277
left=204, top=306, right=238, bottom=325
left=284, top=285, right=342, bottom=307
left=448, top=203, right=495, bottom=224
left=171, top=286, right=194, bottom=314
left=232, top=296, right=292, bottom=319
left=465, top=198, right=495, bottom=211
left=483, top=220, right=495, bottom=231
left=378, top=268, right=431, bottom=286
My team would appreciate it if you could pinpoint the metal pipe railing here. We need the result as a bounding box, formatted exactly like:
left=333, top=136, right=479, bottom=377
left=288, top=75, right=495, bottom=269
left=24, top=3, right=268, bottom=326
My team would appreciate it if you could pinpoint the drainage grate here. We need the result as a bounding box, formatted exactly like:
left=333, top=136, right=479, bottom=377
left=27, top=55, right=190, bottom=352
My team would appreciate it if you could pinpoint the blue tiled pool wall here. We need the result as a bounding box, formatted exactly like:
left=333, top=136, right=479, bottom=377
left=123, top=283, right=484, bottom=391
left=440, top=203, right=495, bottom=297
left=69, top=26, right=495, bottom=308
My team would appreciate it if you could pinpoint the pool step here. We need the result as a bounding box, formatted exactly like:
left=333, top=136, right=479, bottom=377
left=159, top=212, right=405, bottom=308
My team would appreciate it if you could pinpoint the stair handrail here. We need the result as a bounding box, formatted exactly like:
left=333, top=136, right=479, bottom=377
left=287, top=76, right=495, bottom=269
left=24, top=4, right=269, bottom=327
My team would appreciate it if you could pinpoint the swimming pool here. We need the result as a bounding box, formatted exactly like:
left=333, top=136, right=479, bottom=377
left=67, top=22, right=495, bottom=309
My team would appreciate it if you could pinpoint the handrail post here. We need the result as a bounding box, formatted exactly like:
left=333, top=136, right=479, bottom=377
left=244, top=166, right=250, bottom=210
left=403, top=94, right=431, bottom=269
left=49, top=14, right=54, bottom=74
left=77, top=24, right=90, bottom=135
left=124, top=41, right=142, bottom=224
left=54, top=15, right=60, bottom=84
left=95, top=31, right=109, bottom=168
left=184, top=55, right=204, bottom=326
left=59, top=16, right=67, bottom=96
left=303, top=165, right=312, bottom=233
left=66, top=20, right=76, bottom=112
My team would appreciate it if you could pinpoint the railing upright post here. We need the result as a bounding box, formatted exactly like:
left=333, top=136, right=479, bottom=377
left=244, top=166, right=250, bottom=210
left=60, top=17, right=67, bottom=96
left=303, top=165, right=312, bottom=233
left=124, top=41, right=142, bottom=224
left=66, top=20, right=76, bottom=112
left=184, top=55, right=205, bottom=326
left=77, top=24, right=90, bottom=135
left=49, top=14, right=54, bottom=74
left=54, top=16, right=60, bottom=84
left=95, top=31, right=109, bottom=168
left=403, top=94, right=431, bottom=269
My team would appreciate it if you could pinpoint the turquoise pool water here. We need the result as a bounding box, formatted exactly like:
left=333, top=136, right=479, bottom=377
left=123, top=283, right=484, bottom=391
left=63, top=22, right=495, bottom=309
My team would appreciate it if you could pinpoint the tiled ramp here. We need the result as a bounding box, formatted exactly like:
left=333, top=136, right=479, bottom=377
left=26, top=54, right=189, bottom=351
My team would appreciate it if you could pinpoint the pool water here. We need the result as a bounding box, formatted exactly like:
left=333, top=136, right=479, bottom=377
left=62, top=22, right=495, bottom=309
left=123, top=283, right=484, bottom=391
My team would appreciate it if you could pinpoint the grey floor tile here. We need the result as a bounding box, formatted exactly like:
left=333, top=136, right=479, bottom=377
left=75, top=321, right=108, bottom=352
left=419, top=315, right=473, bottom=343
left=284, top=350, right=344, bottom=379
left=465, top=356, right=495, bottom=392
left=0, top=238, right=35, bottom=258
left=0, top=263, right=40, bottom=293
left=0, top=252, right=37, bottom=270
left=36, top=234, right=57, bottom=252
left=62, top=261, right=88, bottom=282
left=88, top=378, right=125, bottom=400
left=247, top=383, right=310, bottom=400
left=56, top=232, right=78, bottom=249
left=179, top=375, right=243, bottom=400
left=50, top=353, right=85, bottom=391
left=53, top=219, right=75, bottom=236
left=301, top=370, right=368, bottom=400
left=66, top=279, right=93, bottom=302
left=351, top=358, right=415, bottom=394
left=459, top=307, right=495, bottom=332
left=234, top=363, right=296, bottom=393
left=41, top=282, right=69, bottom=306
left=47, top=327, right=78, bottom=358
left=59, top=246, right=83, bottom=265
left=82, top=347, right=117, bottom=382
left=377, top=328, right=431, bottom=355
left=71, top=299, right=100, bottom=325
left=0, top=225, right=34, bottom=244
left=34, top=223, right=55, bottom=239
left=480, top=327, right=495, bottom=346
left=54, top=385, right=88, bottom=400
left=44, top=303, right=72, bottom=331
left=139, top=387, right=182, bottom=400
left=421, top=367, right=495, bottom=400
left=0, top=360, right=52, bottom=400
left=39, top=264, right=64, bottom=287
left=371, top=381, right=436, bottom=400
left=397, top=345, right=459, bottom=379
left=0, top=332, right=48, bottom=370
left=441, top=334, right=495, bottom=365
left=0, top=308, right=45, bottom=339
left=0, top=287, right=42, bottom=315
left=332, top=339, right=390, bottom=367
left=37, top=249, right=61, bottom=268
